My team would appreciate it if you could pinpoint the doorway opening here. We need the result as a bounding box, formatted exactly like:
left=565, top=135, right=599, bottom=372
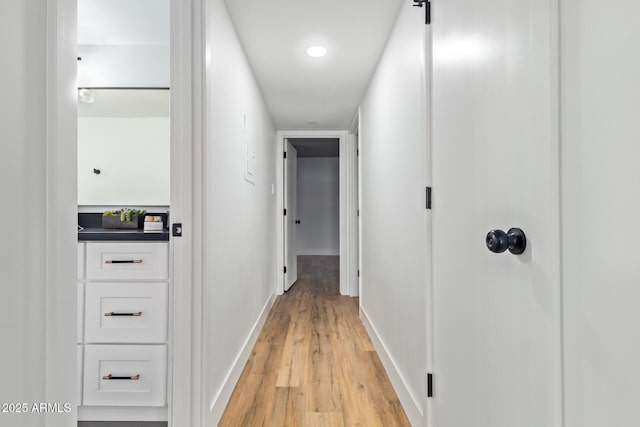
left=276, top=130, right=358, bottom=297
left=284, top=138, right=340, bottom=292
left=75, top=0, right=186, bottom=425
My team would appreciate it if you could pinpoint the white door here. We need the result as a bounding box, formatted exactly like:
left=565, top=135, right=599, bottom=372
left=284, top=140, right=298, bottom=291
left=432, top=1, right=562, bottom=426
left=355, top=130, right=360, bottom=297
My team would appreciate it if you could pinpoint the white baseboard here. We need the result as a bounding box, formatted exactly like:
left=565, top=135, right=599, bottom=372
left=207, top=292, right=277, bottom=424
left=360, top=306, right=424, bottom=426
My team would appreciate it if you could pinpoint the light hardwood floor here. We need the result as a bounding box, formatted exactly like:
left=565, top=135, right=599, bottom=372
left=219, top=256, right=411, bottom=427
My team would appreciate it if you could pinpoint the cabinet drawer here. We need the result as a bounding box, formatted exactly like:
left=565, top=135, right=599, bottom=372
left=83, top=345, right=166, bottom=407
left=84, top=282, right=168, bottom=343
left=86, top=242, right=168, bottom=280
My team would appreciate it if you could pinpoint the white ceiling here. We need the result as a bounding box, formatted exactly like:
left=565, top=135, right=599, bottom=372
left=223, top=0, right=403, bottom=130
left=78, top=0, right=402, bottom=129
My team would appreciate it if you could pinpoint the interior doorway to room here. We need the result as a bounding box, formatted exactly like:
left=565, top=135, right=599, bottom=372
left=75, top=0, right=192, bottom=424
left=284, top=138, right=340, bottom=292
left=277, top=131, right=357, bottom=297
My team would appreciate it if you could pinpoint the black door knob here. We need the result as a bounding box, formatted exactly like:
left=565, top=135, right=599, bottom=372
left=486, top=229, right=509, bottom=253
left=486, top=228, right=527, bottom=255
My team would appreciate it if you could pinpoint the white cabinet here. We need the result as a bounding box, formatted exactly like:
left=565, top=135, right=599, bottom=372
left=78, top=241, right=169, bottom=421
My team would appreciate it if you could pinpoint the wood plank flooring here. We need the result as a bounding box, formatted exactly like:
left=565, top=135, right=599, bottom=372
left=219, top=256, right=411, bottom=427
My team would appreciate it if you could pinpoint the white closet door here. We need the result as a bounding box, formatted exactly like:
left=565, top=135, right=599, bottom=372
left=431, top=0, right=562, bottom=425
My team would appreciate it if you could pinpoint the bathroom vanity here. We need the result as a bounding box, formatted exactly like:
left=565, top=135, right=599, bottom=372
left=77, top=226, right=170, bottom=422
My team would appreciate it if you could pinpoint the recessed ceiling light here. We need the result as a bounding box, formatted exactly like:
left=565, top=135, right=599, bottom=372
left=306, top=46, right=327, bottom=58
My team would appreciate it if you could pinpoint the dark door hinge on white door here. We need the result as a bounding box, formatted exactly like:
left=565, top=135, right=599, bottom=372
left=283, top=151, right=287, bottom=158
left=427, top=372, right=433, bottom=397
left=413, top=0, right=431, bottom=24
left=284, top=209, right=287, bottom=216
left=426, top=187, right=432, bottom=209
left=284, top=266, right=287, bottom=274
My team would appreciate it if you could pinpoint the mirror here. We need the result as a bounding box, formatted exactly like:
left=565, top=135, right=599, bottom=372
left=77, top=0, right=170, bottom=207
left=77, top=89, right=170, bottom=206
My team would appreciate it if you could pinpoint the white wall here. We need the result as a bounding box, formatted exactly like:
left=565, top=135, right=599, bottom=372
left=561, top=2, right=640, bottom=426
left=358, top=3, right=428, bottom=425
left=78, top=117, right=170, bottom=205
left=0, top=0, right=47, bottom=418
left=78, top=89, right=171, bottom=206
left=0, top=0, right=77, bottom=425
left=201, top=0, right=277, bottom=424
left=297, top=158, right=340, bottom=256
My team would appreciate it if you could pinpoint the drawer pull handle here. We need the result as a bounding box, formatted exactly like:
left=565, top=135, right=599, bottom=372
left=105, top=260, right=143, bottom=264
left=102, top=374, right=141, bottom=381
left=104, top=311, right=142, bottom=317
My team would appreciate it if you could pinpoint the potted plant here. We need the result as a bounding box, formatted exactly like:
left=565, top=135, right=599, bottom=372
left=102, top=208, right=147, bottom=229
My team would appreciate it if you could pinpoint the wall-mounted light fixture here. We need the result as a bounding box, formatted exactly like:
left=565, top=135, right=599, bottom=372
left=78, top=88, right=95, bottom=103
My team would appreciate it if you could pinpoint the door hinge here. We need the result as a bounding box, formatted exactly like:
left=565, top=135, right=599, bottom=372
left=426, top=186, right=432, bottom=209
left=357, top=209, right=360, bottom=217
left=284, top=208, right=287, bottom=216
left=284, top=151, right=287, bottom=158
left=357, top=270, right=360, bottom=278
left=357, top=148, right=359, bottom=156
left=284, top=266, right=287, bottom=274
left=413, top=0, right=431, bottom=24
left=427, top=372, right=433, bottom=397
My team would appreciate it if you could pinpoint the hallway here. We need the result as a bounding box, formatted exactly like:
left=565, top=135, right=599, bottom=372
left=219, top=256, right=411, bottom=426
left=4, top=0, right=639, bottom=425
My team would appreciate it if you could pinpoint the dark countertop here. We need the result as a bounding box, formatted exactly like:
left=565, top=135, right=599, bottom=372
left=78, top=227, right=169, bottom=241
left=78, top=211, right=170, bottom=242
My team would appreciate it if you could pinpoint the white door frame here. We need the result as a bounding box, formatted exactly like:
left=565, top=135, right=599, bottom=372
left=46, top=1, right=78, bottom=425
left=423, top=21, right=434, bottom=427
left=275, top=130, right=356, bottom=296
left=49, top=0, right=199, bottom=424
left=169, top=0, right=202, bottom=425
